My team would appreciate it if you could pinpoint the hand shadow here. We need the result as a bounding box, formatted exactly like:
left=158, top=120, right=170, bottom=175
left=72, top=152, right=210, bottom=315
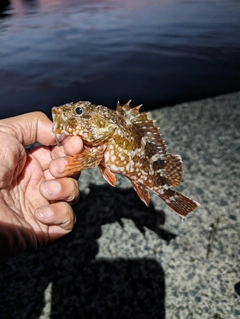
left=74, top=183, right=177, bottom=243
left=0, top=185, right=177, bottom=318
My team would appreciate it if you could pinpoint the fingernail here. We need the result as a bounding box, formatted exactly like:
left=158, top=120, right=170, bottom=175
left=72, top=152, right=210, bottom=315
left=36, top=206, right=53, bottom=219
left=43, top=180, right=61, bottom=195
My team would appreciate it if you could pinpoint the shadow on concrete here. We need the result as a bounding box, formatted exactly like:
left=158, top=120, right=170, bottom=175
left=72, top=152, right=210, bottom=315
left=0, top=185, right=177, bottom=318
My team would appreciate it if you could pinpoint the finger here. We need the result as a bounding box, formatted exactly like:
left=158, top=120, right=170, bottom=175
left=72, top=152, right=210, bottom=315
left=29, top=146, right=52, bottom=171
left=62, top=136, right=83, bottom=156
left=0, top=112, right=56, bottom=146
left=49, top=157, right=80, bottom=179
left=51, top=136, right=83, bottom=158
left=39, top=178, right=80, bottom=204
left=34, top=202, right=76, bottom=239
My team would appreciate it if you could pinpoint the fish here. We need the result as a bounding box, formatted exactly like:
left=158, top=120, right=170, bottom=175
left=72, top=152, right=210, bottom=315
left=52, top=100, right=200, bottom=217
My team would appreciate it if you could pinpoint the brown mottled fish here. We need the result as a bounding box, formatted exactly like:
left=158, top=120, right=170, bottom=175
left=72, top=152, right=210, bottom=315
left=52, top=100, right=200, bottom=217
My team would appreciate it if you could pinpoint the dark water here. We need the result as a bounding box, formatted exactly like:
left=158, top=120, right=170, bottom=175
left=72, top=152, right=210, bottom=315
left=1, top=0, right=240, bottom=118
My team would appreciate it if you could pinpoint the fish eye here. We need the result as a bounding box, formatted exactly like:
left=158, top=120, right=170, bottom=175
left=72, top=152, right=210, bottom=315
left=75, top=106, right=84, bottom=116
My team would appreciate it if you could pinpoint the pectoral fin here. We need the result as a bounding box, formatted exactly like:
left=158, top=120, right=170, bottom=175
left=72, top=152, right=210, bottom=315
left=98, top=165, right=116, bottom=186
left=65, top=147, right=105, bottom=173
left=130, top=180, right=151, bottom=206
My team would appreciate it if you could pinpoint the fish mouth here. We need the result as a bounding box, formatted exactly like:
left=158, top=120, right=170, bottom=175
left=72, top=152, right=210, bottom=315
left=52, top=107, right=68, bottom=145
left=54, top=131, right=69, bottom=146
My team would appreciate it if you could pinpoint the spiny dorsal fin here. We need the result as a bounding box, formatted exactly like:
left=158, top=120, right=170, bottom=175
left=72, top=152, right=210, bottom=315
left=116, top=100, right=144, bottom=119
left=116, top=100, right=131, bottom=114
left=116, top=100, right=168, bottom=157
left=117, top=101, right=183, bottom=184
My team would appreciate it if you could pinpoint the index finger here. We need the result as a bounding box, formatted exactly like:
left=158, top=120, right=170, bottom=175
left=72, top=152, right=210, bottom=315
left=50, top=136, right=83, bottom=178
left=52, top=136, right=83, bottom=158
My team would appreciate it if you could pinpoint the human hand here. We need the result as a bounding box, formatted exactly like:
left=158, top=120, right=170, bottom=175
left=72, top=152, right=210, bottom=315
left=0, top=112, right=83, bottom=258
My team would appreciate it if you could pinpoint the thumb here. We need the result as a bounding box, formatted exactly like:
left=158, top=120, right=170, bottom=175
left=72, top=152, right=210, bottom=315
left=0, top=111, right=55, bottom=146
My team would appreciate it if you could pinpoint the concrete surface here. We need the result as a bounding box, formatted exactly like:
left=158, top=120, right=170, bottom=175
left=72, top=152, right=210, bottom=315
left=0, top=91, right=240, bottom=318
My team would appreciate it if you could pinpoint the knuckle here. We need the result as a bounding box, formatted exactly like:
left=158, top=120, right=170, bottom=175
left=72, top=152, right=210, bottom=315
left=64, top=178, right=80, bottom=203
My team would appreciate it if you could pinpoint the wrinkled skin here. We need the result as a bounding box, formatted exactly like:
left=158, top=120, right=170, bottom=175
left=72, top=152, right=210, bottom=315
left=0, top=112, right=83, bottom=258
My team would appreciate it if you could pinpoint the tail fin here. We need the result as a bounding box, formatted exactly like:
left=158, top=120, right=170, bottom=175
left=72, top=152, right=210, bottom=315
left=158, top=188, right=200, bottom=217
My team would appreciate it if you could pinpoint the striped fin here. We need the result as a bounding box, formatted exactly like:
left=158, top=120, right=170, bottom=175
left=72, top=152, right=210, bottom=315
left=158, top=188, right=200, bottom=217
left=116, top=100, right=167, bottom=156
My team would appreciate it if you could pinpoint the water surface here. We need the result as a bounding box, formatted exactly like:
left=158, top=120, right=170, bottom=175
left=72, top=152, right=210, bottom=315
left=1, top=0, right=240, bottom=117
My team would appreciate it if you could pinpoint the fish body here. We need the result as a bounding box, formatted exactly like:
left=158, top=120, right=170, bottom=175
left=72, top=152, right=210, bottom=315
left=52, top=100, right=200, bottom=216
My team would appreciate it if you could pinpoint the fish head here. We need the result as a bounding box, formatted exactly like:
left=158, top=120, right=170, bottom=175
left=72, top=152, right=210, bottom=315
left=52, top=101, right=116, bottom=146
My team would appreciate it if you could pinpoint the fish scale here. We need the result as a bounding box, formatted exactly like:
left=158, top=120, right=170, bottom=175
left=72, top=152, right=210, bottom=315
left=52, top=100, right=200, bottom=217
